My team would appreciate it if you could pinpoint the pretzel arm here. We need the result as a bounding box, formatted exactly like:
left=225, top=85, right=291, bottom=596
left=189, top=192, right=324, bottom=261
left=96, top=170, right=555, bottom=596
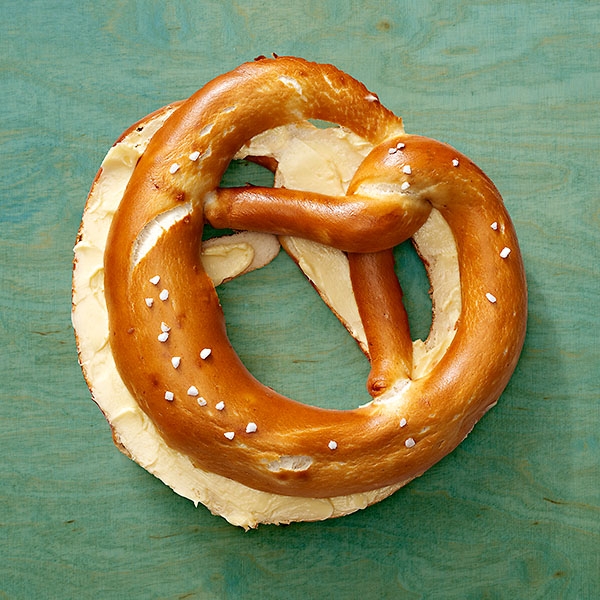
left=348, top=249, right=413, bottom=396
left=206, top=185, right=430, bottom=253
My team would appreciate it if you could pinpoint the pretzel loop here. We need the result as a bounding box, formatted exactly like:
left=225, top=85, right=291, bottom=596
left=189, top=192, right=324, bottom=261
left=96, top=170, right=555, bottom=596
left=100, top=57, right=526, bottom=501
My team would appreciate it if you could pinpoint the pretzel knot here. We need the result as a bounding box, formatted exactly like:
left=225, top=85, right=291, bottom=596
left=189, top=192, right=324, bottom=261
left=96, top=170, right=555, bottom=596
left=76, top=56, right=527, bottom=526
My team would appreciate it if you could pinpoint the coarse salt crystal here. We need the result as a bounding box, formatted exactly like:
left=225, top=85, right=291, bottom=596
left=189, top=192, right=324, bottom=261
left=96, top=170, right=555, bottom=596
left=500, top=247, right=511, bottom=258
left=145, top=298, right=154, bottom=307
left=328, top=440, right=338, bottom=450
left=159, top=289, right=169, bottom=301
left=452, top=158, right=460, bottom=167
left=164, top=391, right=174, bottom=401
left=396, top=142, right=405, bottom=149
left=171, top=356, right=181, bottom=369
left=187, top=386, right=199, bottom=397
left=157, top=332, right=169, bottom=342
left=245, top=422, right=258, bottom=434
left=399, top=418, right=407, bottom=428
left=224, top=431, right=235, bottom=440
left=486, top=292, right=497, bottom=303
left=401, top=181, right=410, bottom=191
left=405, top=437, right=416, bottom=448
left=189, top=151, right=201, bottom=161
left=402, top=165, right=412, bottom=174
left=160, top=322, right=170, bottom=332
left=169, top=163, right=180, bottom=174
left=215, top=401, right=225, bottom=411
left=200, top=348, right=212, bottom=360
left=491, top=222, right=499, bottom=230
left=197, top=397, right=207, bottom=406
left=149, top=275, right=160, bottom=285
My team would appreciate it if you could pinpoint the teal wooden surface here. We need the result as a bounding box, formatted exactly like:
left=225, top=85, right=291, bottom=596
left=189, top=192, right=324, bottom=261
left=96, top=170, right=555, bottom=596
left=1, top=1, right=598, bottom=598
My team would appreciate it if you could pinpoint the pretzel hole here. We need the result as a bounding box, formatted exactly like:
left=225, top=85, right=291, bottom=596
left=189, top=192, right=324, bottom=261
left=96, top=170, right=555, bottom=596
left=218, top=158, right=275, bottom=190
left=215, top=244, right=372, bottom=410
left=393, top=240, right=432, bottom=342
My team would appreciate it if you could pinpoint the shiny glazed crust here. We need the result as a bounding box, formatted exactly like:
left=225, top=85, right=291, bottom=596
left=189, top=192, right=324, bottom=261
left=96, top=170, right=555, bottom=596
left=74, top=56, right=527, bottom=523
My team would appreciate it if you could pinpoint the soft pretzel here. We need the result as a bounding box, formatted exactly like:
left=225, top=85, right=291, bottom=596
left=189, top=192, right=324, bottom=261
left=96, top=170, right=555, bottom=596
left=72, top=56, right=527, bottom=528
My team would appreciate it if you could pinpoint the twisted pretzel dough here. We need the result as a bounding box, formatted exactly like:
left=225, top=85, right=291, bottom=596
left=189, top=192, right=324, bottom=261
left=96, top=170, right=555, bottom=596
left=73, top=56, right=527, bottom=527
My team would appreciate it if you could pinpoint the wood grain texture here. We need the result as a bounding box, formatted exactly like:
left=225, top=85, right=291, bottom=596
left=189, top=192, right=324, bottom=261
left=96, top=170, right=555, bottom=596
left=1, top=1, right=598, bottom=598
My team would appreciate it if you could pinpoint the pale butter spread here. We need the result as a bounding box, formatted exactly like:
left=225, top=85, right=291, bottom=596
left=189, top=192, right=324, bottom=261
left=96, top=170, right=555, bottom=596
left=73, top=112, right=459, bottom=528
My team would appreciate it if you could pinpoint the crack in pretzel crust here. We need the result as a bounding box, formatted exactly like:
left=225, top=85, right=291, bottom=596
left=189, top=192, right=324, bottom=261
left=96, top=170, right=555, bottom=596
left=72, top=56, right=527, bottom=527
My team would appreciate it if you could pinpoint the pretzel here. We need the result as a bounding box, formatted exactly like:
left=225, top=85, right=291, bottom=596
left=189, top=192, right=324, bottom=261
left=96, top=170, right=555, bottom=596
left=72, top=56, right=527, bottom=528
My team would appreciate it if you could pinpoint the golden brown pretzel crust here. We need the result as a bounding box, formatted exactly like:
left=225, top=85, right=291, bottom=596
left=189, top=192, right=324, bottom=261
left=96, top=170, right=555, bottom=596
left=102, top=56, right=527, bottom=499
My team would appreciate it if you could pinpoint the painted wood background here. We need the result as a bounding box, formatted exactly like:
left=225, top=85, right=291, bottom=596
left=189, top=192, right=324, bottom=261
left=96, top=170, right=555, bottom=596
left=1, top=1, right=598, bottom=598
